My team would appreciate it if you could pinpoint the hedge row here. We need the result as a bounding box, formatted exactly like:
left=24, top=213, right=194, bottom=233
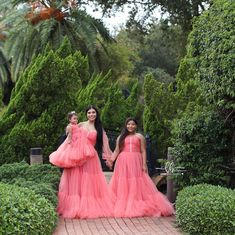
left=0, top=183, right=57, bottom=235
left=0, top=162, right=61, bottom=234
left=176, top=184, right=235, bottom=235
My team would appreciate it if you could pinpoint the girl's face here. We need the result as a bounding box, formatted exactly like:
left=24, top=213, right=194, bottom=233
left=126, top=120, right=137, bottom=133
left=70, top=115, right=78, bottom=124
left=87, top=108, right=97, bottom=122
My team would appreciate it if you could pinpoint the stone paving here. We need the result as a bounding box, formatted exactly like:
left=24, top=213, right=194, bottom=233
left=53, top=216, right=181, bottom=235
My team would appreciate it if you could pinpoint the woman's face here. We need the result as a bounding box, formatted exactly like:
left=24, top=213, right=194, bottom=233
left=87, top=108, right=97, bottom=122
left=126, top=120, right=137, bottom=133
left=70, top=115, right=78, bottom=124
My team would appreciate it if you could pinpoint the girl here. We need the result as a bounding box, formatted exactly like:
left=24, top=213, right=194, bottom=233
left=53, top=105, right=114, bottom=219
left=107, top=117, right=174, bottom=218
left=49, top=111, right=91, bottom=168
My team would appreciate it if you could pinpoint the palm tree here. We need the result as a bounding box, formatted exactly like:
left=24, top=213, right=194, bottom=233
left=0, top=0, right=113, bottom=103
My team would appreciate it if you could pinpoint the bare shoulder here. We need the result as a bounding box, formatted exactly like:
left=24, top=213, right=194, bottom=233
left=135, top=133, right=145, bottom=140
left=78, top=121, right=86, bottom=127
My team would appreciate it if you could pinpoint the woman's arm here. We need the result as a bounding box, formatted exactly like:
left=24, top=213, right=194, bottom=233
left=66, top=125, right=72, bottom=144
left=105, top=136, right=120, bottom=169
left=111, top=136, right=121, bottom=162
left=139, top=134, right=147, bottom=172
left=102, top=130, right=113, bottom=160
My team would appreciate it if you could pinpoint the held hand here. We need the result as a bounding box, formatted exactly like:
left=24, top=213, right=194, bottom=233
left=142, top=163, right=148, bottom=173
left=106, top=160, right=113, bottom=169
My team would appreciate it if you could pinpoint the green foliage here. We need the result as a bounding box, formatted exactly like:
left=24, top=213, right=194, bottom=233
left=136, top=22, right=187, bottom=77
left=143, top=73, right=201, bottom=159
left=0, top=1, right=113, bottom=83
left=0, top=162, right=60, bottom=208
left=0, top=183, right=57, bottom=235
left=0, top=39, right=86, bottom=164
left=13, top=179, right=57, bottom=207
left=93, top=0, right=209, bottom=31
left=101, top=83, right=127, bottom=130
left=186, top=0, right=235, bottom=110
left=172, top=106, right=232, bottom=188
left=0, top=162, right=61, bottom=190
left=172, top=0, right=235, bottom=187
left=176, top=184, right=235, bottom=235
left=77, top=72, right=112, bottom=115
left=77, top=72, right=142, bottom=130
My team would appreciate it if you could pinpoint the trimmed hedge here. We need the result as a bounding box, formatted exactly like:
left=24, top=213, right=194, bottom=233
left=176, top=184, right=235, bottom=235
left=0, top=183, right=57, bottom=235
left=0, top=162, right=60, bottom=207
left=0, top=162, right=60, bottom=190
left=13, top=179, right=57, bottom=207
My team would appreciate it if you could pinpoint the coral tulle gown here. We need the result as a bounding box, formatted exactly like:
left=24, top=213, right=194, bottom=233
left=49, top=124, right=96, bottom=168
left=109, top=135, right=174, bottom=218
left=50, top=126, right=113, bottom=219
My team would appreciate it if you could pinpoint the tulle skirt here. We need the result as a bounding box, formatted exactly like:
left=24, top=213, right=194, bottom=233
left=49, top=137, right=96, bottom=168
left=57, top=153, right=113, bottom=218
left=109, top=151, right=174, bottom=218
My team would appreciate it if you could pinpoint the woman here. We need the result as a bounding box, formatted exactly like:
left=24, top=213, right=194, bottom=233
left=55, top=105, right=113, bottom=218
left=107, top=117, right=174, bottom=218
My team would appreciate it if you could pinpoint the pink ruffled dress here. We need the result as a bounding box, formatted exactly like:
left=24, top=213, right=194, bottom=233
left=49, top=124, right=96, bottom=168
left=50, top=126, right=114, bottom=218
left=109, top=135, right=174, bottom=218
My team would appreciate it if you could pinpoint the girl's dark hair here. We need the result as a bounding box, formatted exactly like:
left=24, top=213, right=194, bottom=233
left=85, top=105, right=103, bottom=153
left=67, top=111, right=77, bottom=120
left=118, top=117, right=138, bottom=150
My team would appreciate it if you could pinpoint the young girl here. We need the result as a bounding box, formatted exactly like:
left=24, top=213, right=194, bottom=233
left=107, top=117, right=174, bottom=218
left=49, top=111, right=93, bottom=168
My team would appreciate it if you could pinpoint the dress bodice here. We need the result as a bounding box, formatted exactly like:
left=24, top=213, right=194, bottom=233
left=71, top=124, right=80, bottom=141
left=86, top=131, right=97, bottom=146
left=77, top=127, right=97, bottom=146
left=122, top=135, right=141, bottom=153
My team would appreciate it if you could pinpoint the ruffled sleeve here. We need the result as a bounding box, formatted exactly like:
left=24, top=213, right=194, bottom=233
left=102, top=130, right=113, bottom=160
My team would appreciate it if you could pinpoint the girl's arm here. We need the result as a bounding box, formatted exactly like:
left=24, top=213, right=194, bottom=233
left=139, top=134, right=147, bottom=172
left=111, top=136, right=121, bottom=162
left=66, top=124, right=72, bottom=144
left=105, top=136, right=120, bottom=169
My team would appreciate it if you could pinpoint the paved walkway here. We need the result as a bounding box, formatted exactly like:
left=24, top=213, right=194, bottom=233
left=53, top=216, right=181, bottom=235
left=53, top=172, right=182, bottom=235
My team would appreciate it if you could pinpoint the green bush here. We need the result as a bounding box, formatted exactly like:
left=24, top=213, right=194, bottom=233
left=143, top=73, right=201, bottom=159
left=13, top=179, right=57, bottom=207
left=0, top=183, right=57, bottom=235
left=176, top=184, right=235, bottom=235
left=0, top=38, right=86, bottom=164
left=0, top=162, right=60, bottom=190
left=0, top=162, right=60, bottom=208
left=172, top=106, right=232, bottom=188
left=186, top=0, right=235, bottom=110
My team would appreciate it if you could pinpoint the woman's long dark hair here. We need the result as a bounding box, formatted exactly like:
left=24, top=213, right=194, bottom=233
left=85, top=105, right=103, bottom=153
left=119, top=117, right=138, bottom=150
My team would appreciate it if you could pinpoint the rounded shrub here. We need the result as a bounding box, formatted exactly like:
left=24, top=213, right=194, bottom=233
left=176, top=184, right=235, bottom=235
left=0, top=183, right=57, bottom=235
left=13, top=179, right=57, bottom=207
left=0, top=162, right=61, bottom=190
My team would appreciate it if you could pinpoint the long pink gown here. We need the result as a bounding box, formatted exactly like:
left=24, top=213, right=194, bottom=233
left=109, top=135, right=174, bottom=218
left=50, top=126, right=113, bottom=219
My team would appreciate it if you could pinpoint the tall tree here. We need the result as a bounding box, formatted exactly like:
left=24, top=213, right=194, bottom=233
left=91, top=0, right=209, bottom=31
left=0, top=0, right=113, bottom=104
